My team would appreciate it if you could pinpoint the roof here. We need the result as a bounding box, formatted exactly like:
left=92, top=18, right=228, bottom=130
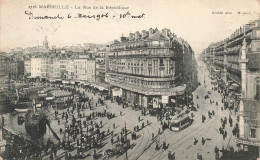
left=147, top=31, right=168, bottom=41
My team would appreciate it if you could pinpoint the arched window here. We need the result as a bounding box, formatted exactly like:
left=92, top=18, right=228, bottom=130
left=255, top=77, right=260, bottom=100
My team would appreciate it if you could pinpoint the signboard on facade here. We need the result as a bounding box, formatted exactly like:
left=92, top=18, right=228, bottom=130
left=162, top=96, right=169, bottom=104
left=46, top=97, right=55, bottom=101
left=36, top=104, right=42, bottom=108
left=237, top=139, right=260, bottom=146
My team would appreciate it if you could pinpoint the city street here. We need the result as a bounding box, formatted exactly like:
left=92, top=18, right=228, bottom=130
left=40, top=61, right=238, bottom=160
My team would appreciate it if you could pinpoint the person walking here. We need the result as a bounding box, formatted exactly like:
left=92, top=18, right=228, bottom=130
left=215, top=146, right=219, bottom=159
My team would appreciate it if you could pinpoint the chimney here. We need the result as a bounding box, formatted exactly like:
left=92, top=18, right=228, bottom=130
left=135, top=31, right=140, bottom=40
left=129, top=33, right=134, bottom=40
left=142, top=30, right=147, bottom=39
left=149, top=28, right=154, bottom=37
left=162, top=28, right=168, bottom=37
left=120, top=34, right=126, bottom=42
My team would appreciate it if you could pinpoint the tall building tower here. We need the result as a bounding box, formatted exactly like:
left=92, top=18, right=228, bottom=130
left=43, top=36, right=49, bottom=50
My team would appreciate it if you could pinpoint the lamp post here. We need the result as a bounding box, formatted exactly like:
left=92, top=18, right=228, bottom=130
left=125, top=122, right=128, bottom=159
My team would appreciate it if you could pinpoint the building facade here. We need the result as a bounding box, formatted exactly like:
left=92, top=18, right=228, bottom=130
left=74, top=56, right=96, bottom=82
left=95, top=50, right=106, bottom=83
left=106, top=28, right=197, bottom=109
left=202, top=19, right=260, bottom=149
left=24, top=59, right=31, bottom=76
left=9, top=61, right=24, bottom=80
left=31, top=58, right=42, bottom=78
left=0, top=56, right=10, bottom=77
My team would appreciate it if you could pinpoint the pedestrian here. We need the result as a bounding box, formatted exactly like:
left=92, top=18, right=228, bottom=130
left=50, top=152, right=53, bottom=160
left=215, top=146, right=219, bottom=159
left=201, top=137, right=205, bottom=145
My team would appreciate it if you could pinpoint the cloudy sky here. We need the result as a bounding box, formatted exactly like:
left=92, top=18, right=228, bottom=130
left=0, top=0, right=259, bottom=54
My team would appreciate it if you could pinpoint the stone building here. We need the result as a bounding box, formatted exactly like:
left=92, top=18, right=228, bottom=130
left=202, top=19, right=260, bottom=150
left=106, top=28, right=197, bottom=109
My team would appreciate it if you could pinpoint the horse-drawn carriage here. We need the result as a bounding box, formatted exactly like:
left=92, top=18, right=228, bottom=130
left=104, top=143, right=124, bottom=158
left=104, top=141, right=130, bottom=159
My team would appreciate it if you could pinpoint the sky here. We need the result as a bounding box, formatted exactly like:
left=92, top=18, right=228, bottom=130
left=0, top=0, right=259, bottom=55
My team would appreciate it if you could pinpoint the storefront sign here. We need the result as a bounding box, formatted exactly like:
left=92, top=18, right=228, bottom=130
left=237, top=139, right=260, bottom=146
left=46, top=97, right=55, bottom=100
left=162, top=96, right=169, bottom=104
left=36, top=104, right=42, bottom=108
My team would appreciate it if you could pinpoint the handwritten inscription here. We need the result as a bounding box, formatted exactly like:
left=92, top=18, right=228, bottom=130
left=25, top=11, right=65, bottom=19
left=25, top=11, right=145, bottom=21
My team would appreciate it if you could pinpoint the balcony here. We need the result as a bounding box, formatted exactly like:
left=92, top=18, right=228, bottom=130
left=108, top=79, right=186, bottom=96
left=109, top=50, right=176, bottom=58
left=108, top=71, right=175, bottom=82
left=226, top=46, right=241, bottom=55
left=110, top=41, right=171, bottom=52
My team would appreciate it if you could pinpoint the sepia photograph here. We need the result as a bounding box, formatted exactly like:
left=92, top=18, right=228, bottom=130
left=0, top=0, right=259, bottom=159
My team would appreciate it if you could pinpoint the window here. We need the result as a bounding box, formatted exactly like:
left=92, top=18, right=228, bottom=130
left=255, top=77, right=260, bottom=100
left=160, top=59, right=164, bottom=65
left=251, top=128, right=256, bottom=138
left=153, top=60, right=158, bottom=75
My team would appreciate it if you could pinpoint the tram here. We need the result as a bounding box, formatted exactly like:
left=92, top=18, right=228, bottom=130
left=170, top=115, right=192, bottom=131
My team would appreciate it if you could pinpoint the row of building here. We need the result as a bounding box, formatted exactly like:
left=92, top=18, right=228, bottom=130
left=0, top=53, right=103, bottom=84
left=1, top=28, right=198, bottom=109
left=201, top=19, right=260, bottom=149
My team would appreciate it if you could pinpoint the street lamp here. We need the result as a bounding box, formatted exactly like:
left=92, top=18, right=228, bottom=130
left=125, top=121, right=128, bottom=159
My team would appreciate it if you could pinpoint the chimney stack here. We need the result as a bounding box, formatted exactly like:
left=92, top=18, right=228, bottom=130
left=129, top=33, right=134, bottom=40
left=135, top=31, right=140, bottom=40
left=149, top=28, right=154, bottom=37
left=162, top=28, right=168, bottom=37
left=142, top=30, right=147, bottom=39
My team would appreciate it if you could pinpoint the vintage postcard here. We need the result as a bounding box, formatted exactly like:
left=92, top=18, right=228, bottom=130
left=0, top=0, right=259, bottom=159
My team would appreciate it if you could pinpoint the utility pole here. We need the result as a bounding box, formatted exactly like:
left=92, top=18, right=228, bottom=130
left=125, top=122, right=128, bottom=159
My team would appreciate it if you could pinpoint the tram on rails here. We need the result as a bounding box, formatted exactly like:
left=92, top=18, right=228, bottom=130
left=170, top=115, right=192, bottom=131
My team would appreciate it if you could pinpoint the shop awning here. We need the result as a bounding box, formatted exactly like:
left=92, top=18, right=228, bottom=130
left=49, top=79, right=56, bottom=82
left=232, top=83, right=240, bottom=88
left=62, top=80, right=69, bottom=84
left=70, top=81, right=75, bottom=84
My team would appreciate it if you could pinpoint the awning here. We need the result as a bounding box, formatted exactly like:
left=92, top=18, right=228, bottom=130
left=46, top=97, right=55, bottom=100
left=97, top=86, right=107, bottom=91
left=228, top=85, right=235, bottom=90
left=232, top=83, right=240, bottom=88
left=112, top=87, right=122, bottom=97
left=49, top=79, right=56, bottom=82
left=36, top=104, right=42, bottom=108
left=62, top=80, right=69, bottom=84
